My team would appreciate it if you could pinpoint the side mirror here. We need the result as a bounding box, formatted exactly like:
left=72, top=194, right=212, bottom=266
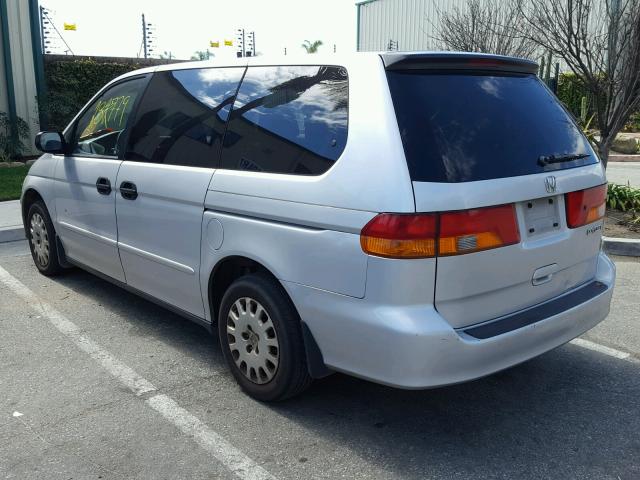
left=35, top=131, right=66, bottom=154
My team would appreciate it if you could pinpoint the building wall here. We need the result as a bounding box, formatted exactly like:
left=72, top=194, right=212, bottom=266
left=1, top=0, right=40, bottom=154
left=357, top=0, right=468, bottom=52
left=0, top=8, right=8, bottom=114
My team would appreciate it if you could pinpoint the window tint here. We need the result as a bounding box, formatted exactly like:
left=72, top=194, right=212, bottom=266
left=386, top=71, right=597, bottom=183
left=221, top=65, right=348, bottom=175
left=71, top=77, right=146, bottom=158
left=126, top=67, right=244, bottom=167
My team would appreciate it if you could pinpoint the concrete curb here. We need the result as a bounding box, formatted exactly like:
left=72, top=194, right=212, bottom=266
left=602, top=236, right=640, bottom=257
left=609, top=155, right=640, bottom=163
left=0, top=226, right=25, bottom=244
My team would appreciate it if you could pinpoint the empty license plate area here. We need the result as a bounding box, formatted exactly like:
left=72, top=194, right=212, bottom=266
left=522, top=196, right=561, bottom=238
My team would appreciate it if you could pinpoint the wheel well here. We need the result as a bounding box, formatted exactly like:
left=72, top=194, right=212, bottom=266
left=208, top=256, right=276, bottom=324
left=208, top=255, right=331, bottom=379
left=22, top=189, right=44, bottom=223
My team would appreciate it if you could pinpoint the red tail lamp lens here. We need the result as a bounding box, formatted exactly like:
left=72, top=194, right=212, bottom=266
left=360, top=204, right=520, bottom=258
left=565, top=184, right=607, bottom=228
left=360, top=213, right=437, bottom=258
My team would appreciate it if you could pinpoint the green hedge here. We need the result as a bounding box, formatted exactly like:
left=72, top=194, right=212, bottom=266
left=556, top=73, right=593, bottom=120
left=43, top=59, right=147, bottom=131
left=556, top=73, right=639, bottom=132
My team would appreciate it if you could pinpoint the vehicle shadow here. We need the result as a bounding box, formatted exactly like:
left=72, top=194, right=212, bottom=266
left=55, top=268, right=639, bottom=480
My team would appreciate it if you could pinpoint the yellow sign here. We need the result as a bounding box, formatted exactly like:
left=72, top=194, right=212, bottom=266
left=224, top=39, right=233, bottom=46
left=64, top=23, right=76, bottom=31
left=210, top=41, right=219, bottom=48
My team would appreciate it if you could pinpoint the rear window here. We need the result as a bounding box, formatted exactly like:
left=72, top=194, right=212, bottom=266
left=386, top=71, right=597, bottom=183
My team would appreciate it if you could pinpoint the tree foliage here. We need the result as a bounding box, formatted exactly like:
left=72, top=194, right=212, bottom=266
left=301, top=40, right=323, bottom=54
left=190, top=50, right=211, bottom=61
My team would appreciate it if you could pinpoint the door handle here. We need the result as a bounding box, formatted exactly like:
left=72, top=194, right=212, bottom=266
left=532, top=263, right=559, bottom=286
left=119, top=181, right=138, bottom=200
left=96, top=177, right=111, bottom=195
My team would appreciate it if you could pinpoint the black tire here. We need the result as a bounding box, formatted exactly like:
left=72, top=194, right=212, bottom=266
left=26, top=201, right=62, bottom=276
left=218, top=273, right=312, bottom=401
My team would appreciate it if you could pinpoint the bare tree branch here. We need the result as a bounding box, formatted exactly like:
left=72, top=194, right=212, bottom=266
left=519, top=0, right=640, bottom=166
left=432, top=0, right=539, bottom=59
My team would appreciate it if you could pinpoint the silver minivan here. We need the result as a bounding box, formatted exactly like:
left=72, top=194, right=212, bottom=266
left=22, top=52, right=615, bottom=401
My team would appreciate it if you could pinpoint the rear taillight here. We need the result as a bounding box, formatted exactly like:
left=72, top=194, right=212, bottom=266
left=438, top=204, right=520, bottom=256
left=565, top=184, right=607, bottom=228
left=360, top=204, right=520, bottom=258
left=360, top=213, right=437, bottom=258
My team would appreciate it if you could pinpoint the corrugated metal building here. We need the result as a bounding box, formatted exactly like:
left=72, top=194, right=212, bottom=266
left=357, top=0, right=470, bottom=52
left=1, top=0, right=44, bottom=153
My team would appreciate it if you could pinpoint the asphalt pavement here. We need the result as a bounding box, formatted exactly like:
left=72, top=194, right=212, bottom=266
left=0, top=240, right=639, bottom=480
left=607, top=162, right=640, bottom=188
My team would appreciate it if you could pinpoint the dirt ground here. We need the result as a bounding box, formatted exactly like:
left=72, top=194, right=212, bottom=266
left=605, top=208, right=640, bottom=239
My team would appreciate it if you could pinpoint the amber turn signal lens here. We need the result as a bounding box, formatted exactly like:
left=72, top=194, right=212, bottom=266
left=360, top=213, right=437, bottom=258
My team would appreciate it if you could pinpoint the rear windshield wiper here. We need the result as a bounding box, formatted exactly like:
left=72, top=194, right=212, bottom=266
left=538, top=153, right=590, bottom=166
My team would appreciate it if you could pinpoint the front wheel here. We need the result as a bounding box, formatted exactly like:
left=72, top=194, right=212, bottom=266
left=26, top=201, right=62, bottom=276
left=218, top=273, right=312, bottom=401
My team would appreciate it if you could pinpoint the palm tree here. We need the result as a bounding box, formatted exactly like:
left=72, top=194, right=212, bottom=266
left=301, top=40, right=323, bottom=54
left=190, top=50, right=212, bottom=61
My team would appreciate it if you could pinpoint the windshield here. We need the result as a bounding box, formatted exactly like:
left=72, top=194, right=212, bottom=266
left=386, top=71, right=597, bottom=183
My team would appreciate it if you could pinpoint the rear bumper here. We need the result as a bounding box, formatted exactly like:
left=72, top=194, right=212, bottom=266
left=284, top=252, right=615, bottom=389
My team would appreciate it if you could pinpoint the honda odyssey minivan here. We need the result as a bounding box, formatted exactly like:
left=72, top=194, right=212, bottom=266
left=22, top=52, right=615, bottom=401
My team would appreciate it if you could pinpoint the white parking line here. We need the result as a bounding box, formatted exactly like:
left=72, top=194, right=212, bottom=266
left=570, top=338, right=632, bottom=360
left=0, top=265, right=278, bottom=480
left=147, top=395, right=277, bottom=480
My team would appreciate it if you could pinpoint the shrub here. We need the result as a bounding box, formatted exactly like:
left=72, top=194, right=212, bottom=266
left=557, top=73, right=639, bottom=133
left=0, top=112, right=30, bottom=162
left=623, top=111, right=640, bottom=133
left=556, top=73, right=589, bottom=118
left=607, top=183, right=640, bottom=212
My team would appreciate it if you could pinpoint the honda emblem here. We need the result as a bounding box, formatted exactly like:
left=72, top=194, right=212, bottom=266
left=544, top=176, right=557, bottom=194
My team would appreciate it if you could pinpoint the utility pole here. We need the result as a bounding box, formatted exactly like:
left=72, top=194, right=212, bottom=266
left=236, top=28, right=256, bottom=57
left=39, top=6, right=45, bottom=53
left=141, top=14, right=155, bottom=58
left=40, top=7, right=74, bottom=55
left=142, top=13, right=149, bottom=58
left=142, top=14, right=148, bottom=59
left=246, top=31, right=255, bottom=57
left=236, top=28, right=245, bottom=58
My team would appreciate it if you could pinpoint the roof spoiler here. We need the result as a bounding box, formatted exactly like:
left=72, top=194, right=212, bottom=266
left=381, top=52, right=538, bottom=74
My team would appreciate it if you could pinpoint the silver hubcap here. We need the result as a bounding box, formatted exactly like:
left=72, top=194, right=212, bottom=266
left=30, top=213, right=49, bottom=267
left=226, top=297, right=279, bottom=384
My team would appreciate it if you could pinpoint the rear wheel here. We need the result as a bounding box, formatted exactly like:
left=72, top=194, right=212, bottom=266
left=218, top=273, right=312, bottom=401
left=27, top=201, right=62, bottom=276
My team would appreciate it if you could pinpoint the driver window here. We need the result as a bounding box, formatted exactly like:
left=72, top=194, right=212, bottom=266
left=71, top=77, right=146, bottom=158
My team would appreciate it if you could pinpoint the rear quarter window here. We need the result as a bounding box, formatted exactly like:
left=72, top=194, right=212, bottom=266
left=386, top=71, right=597, bottom=183
left=220, top=65, right=348, bottom=175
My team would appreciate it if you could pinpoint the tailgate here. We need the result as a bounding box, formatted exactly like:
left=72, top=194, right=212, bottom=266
left=414, top=167, right=606, bottom=328
left=385, top=59, right=607, bottom=329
